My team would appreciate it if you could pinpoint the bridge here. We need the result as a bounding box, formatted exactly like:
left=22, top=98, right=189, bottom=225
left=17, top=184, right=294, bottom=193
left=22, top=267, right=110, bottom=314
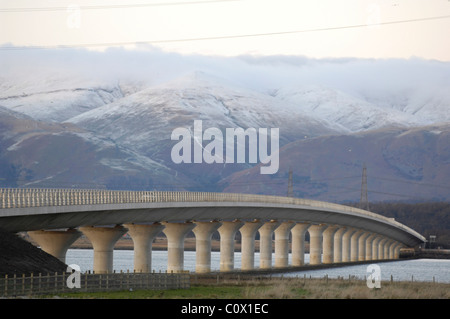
left=0, top=188, right=426, bottom=274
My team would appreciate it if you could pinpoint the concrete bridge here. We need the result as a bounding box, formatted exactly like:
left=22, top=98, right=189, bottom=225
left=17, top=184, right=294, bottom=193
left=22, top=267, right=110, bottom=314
left=0, top=188, right=426, bottom=274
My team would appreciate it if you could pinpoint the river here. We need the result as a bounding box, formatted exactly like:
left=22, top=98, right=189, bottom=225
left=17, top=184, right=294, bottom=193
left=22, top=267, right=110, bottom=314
left=65, top=249, right=450, bottom=283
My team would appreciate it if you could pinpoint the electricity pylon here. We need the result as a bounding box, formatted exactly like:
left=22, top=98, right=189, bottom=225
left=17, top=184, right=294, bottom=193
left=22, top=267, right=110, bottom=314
left=360, top=163, right=369, bottom=210
left=287, top=167, right=293, bottom=197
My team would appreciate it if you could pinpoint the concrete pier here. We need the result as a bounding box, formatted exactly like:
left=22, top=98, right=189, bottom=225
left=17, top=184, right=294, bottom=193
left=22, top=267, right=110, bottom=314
left=240, top=220, right=263, bottom=270
left=333, top=227, right=347, bottom=263
left=124, top=223, right=164, bottom=273
left=309, top=224, right=327, bottom=265
left=274, top=221, right=295, bottom=268
left=350, top=230, right=364, bottom=262
left=372, top=236, right=382, bottom=260
left=385, top=240, right=393, bottom=259
left=258, top=220, right=280, bottom=269
left=291, top=223, right=309, bottom=266
left=217, top=220, right=243, bottom=272
left=358, top=232, right=370, bottom=261
left=28, top=229, right=81, bottom=263
left=79, top=225, right=128, bottom=274
left=342, top=228, right=356, bottom=262
left=162, top=222, right=196, bottom=273
left=193, top=221, right=221, bottom=273
left=322, top=225, right=339, bottom=264
left=365, top=234, right=376, bottom=261
left=378, top=238, right=388, bottom=259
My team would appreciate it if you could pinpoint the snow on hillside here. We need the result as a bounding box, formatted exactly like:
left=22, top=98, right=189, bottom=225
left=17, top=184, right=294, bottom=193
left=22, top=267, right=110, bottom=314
left=0, top=74, right=124, bottom=122
left=66, top=72, right=347, bottom=154
left=273, top=84, right=422, bottom=132
left=1, top=69, right=448, bottom=142
left=358, top=85, right=450, bottom=125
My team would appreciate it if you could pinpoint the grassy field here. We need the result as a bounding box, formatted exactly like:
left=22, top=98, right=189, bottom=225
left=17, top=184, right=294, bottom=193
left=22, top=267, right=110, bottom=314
left=45, top=276, right=450, bottom=299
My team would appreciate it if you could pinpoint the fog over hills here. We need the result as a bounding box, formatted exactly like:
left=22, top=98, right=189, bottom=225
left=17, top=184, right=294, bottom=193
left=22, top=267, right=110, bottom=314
left=0, top=48, right=449, bottom=202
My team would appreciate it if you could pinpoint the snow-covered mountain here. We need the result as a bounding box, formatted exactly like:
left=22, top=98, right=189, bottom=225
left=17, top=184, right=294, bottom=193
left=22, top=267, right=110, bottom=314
left=1, top=68, right=449, bottom=200
left=0, top=105, right=192, bottom=189
left=0, top=74, right=124, bottom=122
left=273, top=85, right=422, bottom=132
left=356, top=85, right=450, bottom=125
left=65, top=72, right=350, bottom=161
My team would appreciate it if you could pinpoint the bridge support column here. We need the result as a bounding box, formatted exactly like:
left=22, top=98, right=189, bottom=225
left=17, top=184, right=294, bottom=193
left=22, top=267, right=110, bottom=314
left=162, top=222, right=196, bottom=273
left=124, top=223, right=164, bottom=273
left=28, top=229, right=81, bottom=263
left=385, top=240, right=393, bottom=259
left=378, top=238, right=388, bottom=259
left=193, top=221, right=221, bottom=273
left=258, top=220, right=280, bottom=269
left=372, top=236, right=381, bottom=260
left=388, top=241, right=397, bottom=259
left=393, top=243, right=402, bottom=259
left=291, top=223, right=309, bottom=266
left=365, top=234, right=376, bottom=260
left=79, top=225, right=128, bottom=274
left=333, top=227, right=347, bottom=263
left=240, top=220, right=263, bottom=270
left=274, top=221, right=295, bottom=268
left=322, top=225, right=339, bottom=264
left=342, top=229, right=356, bottom=262
left=218, top=220, right=243, bottom=272
left=351, top=230, right=364, bottom=262
left=308, top=224, right=327, bottom=265
left=358, top=232, right=370, bottom=261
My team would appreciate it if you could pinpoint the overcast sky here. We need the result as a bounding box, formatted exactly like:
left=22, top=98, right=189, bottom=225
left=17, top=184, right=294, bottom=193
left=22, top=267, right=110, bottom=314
left=1, top=0, right=449, bottom=60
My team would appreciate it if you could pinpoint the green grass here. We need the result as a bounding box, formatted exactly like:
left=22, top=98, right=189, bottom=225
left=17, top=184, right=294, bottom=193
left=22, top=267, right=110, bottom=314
left=39, top=277, right=450, bottom=299
left=45, top=285, right=245, bottom=299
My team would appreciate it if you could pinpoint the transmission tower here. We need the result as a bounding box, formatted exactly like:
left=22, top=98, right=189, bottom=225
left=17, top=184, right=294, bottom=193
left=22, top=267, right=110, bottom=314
left=360, top=163, right=369, bottom=210
left=287, top=167, right=294, bottom=197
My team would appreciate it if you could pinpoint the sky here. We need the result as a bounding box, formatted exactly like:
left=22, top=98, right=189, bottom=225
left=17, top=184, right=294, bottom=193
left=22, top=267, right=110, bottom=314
left=1, top=0, right=449, bottom=61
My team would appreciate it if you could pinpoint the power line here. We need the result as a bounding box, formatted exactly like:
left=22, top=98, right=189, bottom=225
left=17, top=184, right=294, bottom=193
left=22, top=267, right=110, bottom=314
left=325, top=183, right=434, bottom=201
left=0, top=0, right=240, bottom=12
left=1, top=14, right=449, bottom=51
left=371, top=176, right=450, bottom=190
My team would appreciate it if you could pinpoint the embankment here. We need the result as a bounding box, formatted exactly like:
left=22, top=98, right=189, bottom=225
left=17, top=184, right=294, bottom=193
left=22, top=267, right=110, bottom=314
left=0, top=229, right=67, bottom=277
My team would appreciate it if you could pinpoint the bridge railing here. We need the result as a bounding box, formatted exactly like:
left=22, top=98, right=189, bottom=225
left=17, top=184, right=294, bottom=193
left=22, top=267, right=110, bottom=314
left=0, top=188, right=415, bottom=235
left=0, top=187, right=340, bottom=210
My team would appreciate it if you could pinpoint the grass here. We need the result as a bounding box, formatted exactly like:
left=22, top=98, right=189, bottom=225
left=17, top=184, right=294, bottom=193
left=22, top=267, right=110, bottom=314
left=42, top=276, right=450, bottom=299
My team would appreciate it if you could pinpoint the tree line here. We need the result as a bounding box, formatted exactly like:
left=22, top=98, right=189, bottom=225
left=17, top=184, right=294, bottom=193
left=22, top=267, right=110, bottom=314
left=347, top=202, right=450, bottom=248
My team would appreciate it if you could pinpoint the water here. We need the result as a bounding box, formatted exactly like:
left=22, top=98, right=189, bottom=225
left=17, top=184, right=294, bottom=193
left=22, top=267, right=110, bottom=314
left=66, top=249, right=450, bottom=283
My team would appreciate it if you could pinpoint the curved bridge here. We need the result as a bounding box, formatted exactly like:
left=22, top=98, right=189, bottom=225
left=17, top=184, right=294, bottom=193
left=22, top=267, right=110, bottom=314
left=0, top=188, right=426, bottom=274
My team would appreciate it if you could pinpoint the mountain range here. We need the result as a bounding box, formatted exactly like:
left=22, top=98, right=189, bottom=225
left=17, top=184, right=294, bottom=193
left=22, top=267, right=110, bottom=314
left=1, top=69, right=449, bottom=203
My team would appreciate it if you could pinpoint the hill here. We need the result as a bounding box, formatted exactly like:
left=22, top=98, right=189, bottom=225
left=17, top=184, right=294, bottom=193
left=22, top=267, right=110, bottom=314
left=0, top=60, right=449, bottom=202
left=222, top=123, right=450, bottom=202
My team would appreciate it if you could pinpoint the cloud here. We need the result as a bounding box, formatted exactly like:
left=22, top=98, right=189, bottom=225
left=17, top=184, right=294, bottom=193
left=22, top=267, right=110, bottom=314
left=0, top=45, right=449, bottom=97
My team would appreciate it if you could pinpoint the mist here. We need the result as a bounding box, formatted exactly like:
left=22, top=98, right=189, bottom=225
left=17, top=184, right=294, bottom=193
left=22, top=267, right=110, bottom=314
left=1, top=44, right=449, bottom=99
